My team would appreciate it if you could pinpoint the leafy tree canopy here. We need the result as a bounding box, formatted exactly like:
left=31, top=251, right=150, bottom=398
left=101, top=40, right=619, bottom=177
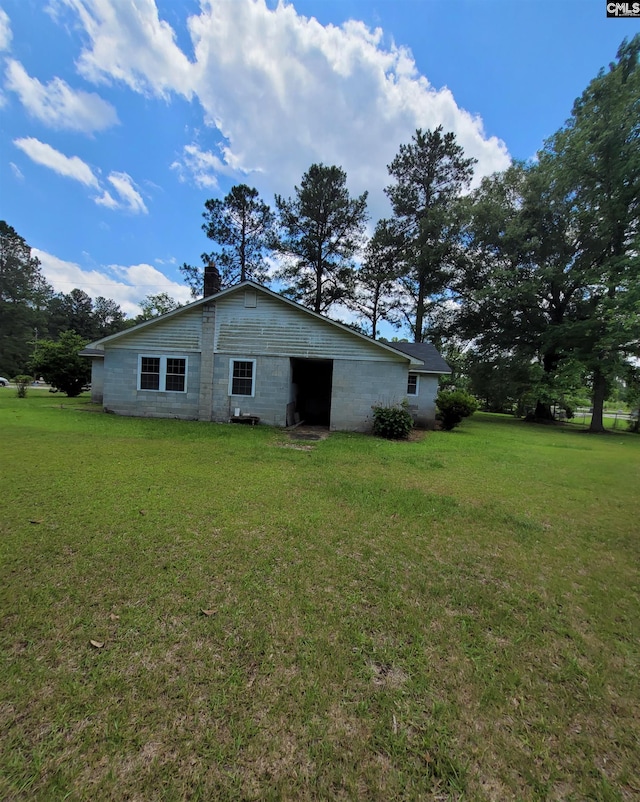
left=274, top=163, right=369, bottom=313
left=137, top=292, right=181, bottom=321
left=30, top=331, right=91, bottom=397
left=180, top=184, right=275, bottom=296
left=0, top=221, right=52, bottom=377
left=385, top=127, right=476, bottom=342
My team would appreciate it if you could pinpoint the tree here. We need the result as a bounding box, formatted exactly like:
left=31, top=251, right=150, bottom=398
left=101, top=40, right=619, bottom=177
left=137, top=292, right=180, bottom=321
left=30, top=331, right=91, bottom=397
left=47, top=289, right=129, bottom=340
left=203, top=184, right=274, bottom=285
left=47, top=289, right=95, bottom=339
left=448, top=161, right=583, bottom=420
left=274, top=163, right=369, bottom=313
left=93, top=296, right=128, bottom=337
left=385, top=127, right=475, bottom=342
left=180, top=185, right=275, bottom=296
left=350, top=220, right=402, bottom=338
left=0, top=221, right=52, bottom=377
left=539, top=35, right=640, bottom=431
left=446, top=38, right=640, bottom=431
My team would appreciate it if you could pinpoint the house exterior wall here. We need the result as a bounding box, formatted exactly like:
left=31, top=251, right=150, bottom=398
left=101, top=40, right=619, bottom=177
left=113, top=306, right=203, bottom=351
left=406, top=373, right=440, bottom=428
left=215, top=292, right=393, bottom=362
left=331, top=359, right=409, bottom=432
left=90, top=358, right=104, bottom=404
left=212, top=353, right=291, bottom=426
left=101, top=347, right=201, bottom=419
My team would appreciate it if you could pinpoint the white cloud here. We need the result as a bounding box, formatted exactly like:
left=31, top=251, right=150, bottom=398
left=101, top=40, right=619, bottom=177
left=34, top=248, right=193, bottom=317
left=9, top=161, right=23, bottom=180
left=61, top=0, right=194, bottom=98
left=5, top=59, right=119, bottom=132
left=14, top=136, right=99, bottom=187
left=95, top=189, right=119, bottom=209
left=171, top=143, right=228, bottom=189
left=61, top=0, right=510, bottom=219
left=106, top=171, right=148, bottom=214
left=0, top=7, right=12, bottom=52
left=13, top=138, right=148, bottom=214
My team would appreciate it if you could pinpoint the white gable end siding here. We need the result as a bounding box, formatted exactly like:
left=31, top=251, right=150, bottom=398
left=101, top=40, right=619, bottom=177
left=113, top=306, right=203, bottom=352
left=215, top=293, right=399, bottom=362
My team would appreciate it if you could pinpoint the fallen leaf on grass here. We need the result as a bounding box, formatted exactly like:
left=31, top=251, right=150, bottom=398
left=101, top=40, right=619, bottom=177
left=29, top=519, right=43, bottom=525
left=139, top=510, right=147, bottom=516
left=200, top=609, right=217, bottom=617
left=109, top=613, right=120, bottom=621
left=90, top=640, right=104, bottom=649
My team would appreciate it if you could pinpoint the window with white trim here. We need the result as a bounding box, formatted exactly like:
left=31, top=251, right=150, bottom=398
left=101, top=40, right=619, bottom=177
left=407, top=373, right=419, bottom=396
left=138, top=355, right=187, bottom=392
left=229, top=359, right=256, bottom=396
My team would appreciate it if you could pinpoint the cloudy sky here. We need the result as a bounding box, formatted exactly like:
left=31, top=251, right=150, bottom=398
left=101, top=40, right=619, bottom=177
left=1, top=0, right=638, bottom=318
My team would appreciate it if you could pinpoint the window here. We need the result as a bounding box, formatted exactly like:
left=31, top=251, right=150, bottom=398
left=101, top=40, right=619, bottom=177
left=138, top=355, right=187, bottom=392
left=165, top=358, right=186, bottom=392
left=407, top=373, right=419, bottom=396
left=229, top=359, right=255, bottom=396
left=140, top=357, right=160, bottom=390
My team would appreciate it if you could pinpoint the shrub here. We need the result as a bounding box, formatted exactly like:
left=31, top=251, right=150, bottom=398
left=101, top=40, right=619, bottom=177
left=372, top=401, right=414, bottom=440
left=13, top=375, right=32, bottom=398
left=436, top=390, right=478, bottom=431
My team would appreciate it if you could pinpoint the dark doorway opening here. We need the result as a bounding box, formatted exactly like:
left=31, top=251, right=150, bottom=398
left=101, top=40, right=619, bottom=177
left=290, top=358, right=333, bottom=426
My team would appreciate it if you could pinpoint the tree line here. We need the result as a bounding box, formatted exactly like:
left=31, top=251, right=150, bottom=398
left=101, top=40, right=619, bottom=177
left=2, top=36, right=638, bottom=427
left=0, top=222, right=182, bottom=382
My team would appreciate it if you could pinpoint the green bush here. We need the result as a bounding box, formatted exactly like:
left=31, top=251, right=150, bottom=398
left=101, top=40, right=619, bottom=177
left=372, top=401, right=414, bottom=440
left=29, top=331, right=90, bottom=397
left=436, top=390, right=478, bottom=431
left=13, top=375, right=32, bottom=398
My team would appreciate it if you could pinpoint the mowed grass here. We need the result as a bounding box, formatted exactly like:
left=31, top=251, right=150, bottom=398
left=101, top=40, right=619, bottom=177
left=1, top=396, right=638, bottom=801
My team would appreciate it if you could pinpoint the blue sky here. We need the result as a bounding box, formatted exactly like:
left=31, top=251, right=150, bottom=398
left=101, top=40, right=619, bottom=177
left=1, top=0, right=638, bottom=322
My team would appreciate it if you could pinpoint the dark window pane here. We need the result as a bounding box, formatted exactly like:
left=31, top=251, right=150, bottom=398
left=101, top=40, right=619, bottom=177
left=232, top=361, right=253, bottom=395
left=407, top=374, right=418, bottom=395
left=140, top=357, right=160, bottom=390
left=141, top=357, right=160, bottom=373
left=165, top=358, right=186, bottom=391
left=140, top=374, right=160, bottom=390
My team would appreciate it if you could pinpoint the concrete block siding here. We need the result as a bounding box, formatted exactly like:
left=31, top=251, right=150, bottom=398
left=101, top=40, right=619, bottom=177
left=102, top=348, right=201, bottom=419
left=331, top=359, right=409, bottom=432
left=97, top=348, right=438, bottom=430
left=212, top=354, right=291, bottom=427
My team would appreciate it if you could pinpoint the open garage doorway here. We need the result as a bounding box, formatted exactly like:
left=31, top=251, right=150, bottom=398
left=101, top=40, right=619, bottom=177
left=289, top=358, right=333, bottom=426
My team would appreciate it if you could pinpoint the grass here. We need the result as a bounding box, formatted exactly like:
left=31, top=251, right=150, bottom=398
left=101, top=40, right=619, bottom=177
left=1, top=395, right=639, bottom=801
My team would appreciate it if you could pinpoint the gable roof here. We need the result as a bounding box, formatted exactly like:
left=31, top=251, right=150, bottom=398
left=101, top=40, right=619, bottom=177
left=384, top=341, right=451, bottom=374
left=80, top=281, right=424, bottom=365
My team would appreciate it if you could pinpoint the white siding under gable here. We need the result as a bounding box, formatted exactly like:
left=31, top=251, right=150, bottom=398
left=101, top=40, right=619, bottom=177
left=215, top=291, right=404, bottom=363
left=110, top=306, right=203, bottom=352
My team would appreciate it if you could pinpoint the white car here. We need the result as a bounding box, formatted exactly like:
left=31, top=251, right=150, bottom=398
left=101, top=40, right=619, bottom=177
left=0, top=377, right=9, bottom=387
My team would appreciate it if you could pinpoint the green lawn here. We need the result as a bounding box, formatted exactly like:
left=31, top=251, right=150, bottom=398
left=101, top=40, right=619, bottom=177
left=1, top=395, right=638, bottom=801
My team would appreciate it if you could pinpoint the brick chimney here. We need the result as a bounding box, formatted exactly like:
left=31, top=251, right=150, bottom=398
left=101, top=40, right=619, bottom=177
left=203, top=260, right=221, bottom=297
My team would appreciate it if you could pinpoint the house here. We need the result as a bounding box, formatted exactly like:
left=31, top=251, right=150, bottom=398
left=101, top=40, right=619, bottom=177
left=80, top=277, right=450, bottom=432
left=383, top=341, right=452, bottom=428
